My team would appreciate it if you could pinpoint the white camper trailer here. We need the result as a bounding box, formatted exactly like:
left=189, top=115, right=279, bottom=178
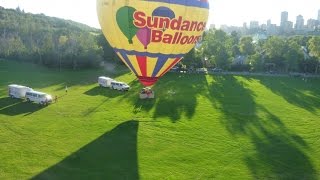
left=98, top=76, right=113, bottom=88
left=8, top=84, right=33, bottom=99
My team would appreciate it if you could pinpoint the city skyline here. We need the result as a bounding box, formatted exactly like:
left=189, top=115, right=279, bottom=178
left=219, top=9, right=320, bottom=29
left=0, top=0, right=320, bottom=29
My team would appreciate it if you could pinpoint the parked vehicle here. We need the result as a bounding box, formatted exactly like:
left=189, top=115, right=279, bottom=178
left=8, top=84, right=33, bottom=99
left=196, top=68, right=208, bottom=74
left=98, top=76, right=113, bottom=88
left=110, top=81, right=130, bottom=91
left=25, top=90, right=53, bottom=105
left=210, top=67, right=223, bottom=73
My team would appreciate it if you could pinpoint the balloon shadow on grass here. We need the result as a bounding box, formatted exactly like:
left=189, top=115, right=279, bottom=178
left=0, top=97, right=44, bottom=116
left=208, top=75, right=317, bottom=179
left=32, top=120, right=139, bottom=180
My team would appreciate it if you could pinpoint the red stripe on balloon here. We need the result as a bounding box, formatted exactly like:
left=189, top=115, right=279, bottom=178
left=159, top=57, right=182, bottom=77
left=136, top=55, right=147, bottom=77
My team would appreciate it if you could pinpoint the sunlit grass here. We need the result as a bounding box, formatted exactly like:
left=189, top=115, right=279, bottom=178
left=0, top=60, right=320, bottom=179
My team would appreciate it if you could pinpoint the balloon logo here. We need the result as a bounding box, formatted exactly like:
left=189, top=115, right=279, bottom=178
left=152, top=6, right=175, bottom=31
left=97, top=0, right=210, bottom=87
left=116, top=6, right=138, bottom=44
left=136, top=27, right=151, bottom=49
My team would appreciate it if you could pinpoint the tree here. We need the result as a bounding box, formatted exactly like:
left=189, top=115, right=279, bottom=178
left=201, top=29, right=232, bottom=69
left=263, top=36, right=287, bottom=72
left=97, top=33, right=121, bottom=64
left=239, top=36, right=255, bottom=56
left=284, top=39, right=304, bottom=72
left=308, top=36, right=320, bottom=73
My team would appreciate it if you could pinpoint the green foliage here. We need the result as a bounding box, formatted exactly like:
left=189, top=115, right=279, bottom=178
left=201, top=29, right=232, bottom=69
left=1, top=61, right=320, bottom=179
left=240, top=36, right=255, bottom=55
left=97, top=34, right=121, bottom=64
left=308, top=36, right=320, bottom=58
left=0, top=7, right=104, bottom=69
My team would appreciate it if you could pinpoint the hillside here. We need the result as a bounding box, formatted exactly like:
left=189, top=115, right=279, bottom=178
left=0, top=7, right=108, bottom=69
left=1, top=60, right=320, bottom=179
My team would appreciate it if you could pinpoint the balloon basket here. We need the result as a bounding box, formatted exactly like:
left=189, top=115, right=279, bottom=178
left=139, top=87, right=155, bottom=99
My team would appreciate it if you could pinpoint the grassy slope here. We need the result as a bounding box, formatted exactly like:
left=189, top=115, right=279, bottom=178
left=0, top=60, right=320, bottom=179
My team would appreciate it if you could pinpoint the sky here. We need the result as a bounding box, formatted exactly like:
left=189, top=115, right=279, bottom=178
left=0, top=0, right=320, bottom=29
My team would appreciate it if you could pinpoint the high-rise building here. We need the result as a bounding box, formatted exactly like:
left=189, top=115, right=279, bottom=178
left=283, top=21, right=293, bottom=33
left=267, top=19, right=271, bottom=27
left=281, top=11, right=288, bottom=27
left=318, top=9, right=320, bottom=21
left=307, top=19, right=317, bottom=30
left=250, top=21, right=259, bottom=29
left=295, top=15, right=304, bottom=30
left=243, top=22, right=248, bottom=29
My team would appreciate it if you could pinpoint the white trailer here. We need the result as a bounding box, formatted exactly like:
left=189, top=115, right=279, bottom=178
left=98, top=76, right=113, bottom=88
left=25, top=90, right=53, bottom=105
left=8, top=84, right=33, bottom=99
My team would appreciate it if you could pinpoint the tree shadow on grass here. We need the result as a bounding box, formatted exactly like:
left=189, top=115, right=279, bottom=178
left=258, top=77, right=320, bottom=114
left=32, top=120, right=139, bottom=180
left=209, top=75, right=257, bottom=134
left=208, top=75, right=317, bottom=179
left=0, top=97, right=44, bottom=116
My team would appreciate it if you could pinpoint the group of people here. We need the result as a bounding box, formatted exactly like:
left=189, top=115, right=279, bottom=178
left=53, top=85, right=68, bottom=103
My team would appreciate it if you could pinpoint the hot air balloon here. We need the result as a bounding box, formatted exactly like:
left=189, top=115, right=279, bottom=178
left=97, top=0, right=209, bottom=87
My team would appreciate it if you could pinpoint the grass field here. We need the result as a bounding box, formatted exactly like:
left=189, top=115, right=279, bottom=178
left=1, top=60, right=320, bottom=179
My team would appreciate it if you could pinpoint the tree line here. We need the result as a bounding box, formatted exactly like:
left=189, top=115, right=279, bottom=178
left=183, top=29, right=320, bottom=74
left=1, top=7, right=320, bottom=74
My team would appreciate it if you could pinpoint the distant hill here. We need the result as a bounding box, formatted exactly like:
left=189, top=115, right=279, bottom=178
left=0, top=6, right=99, bottom=34
left=0, top=6, right=111, bottom=69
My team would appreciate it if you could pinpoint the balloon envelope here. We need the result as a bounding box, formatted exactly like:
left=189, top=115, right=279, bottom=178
left=97, top=0, right=209, bottom=86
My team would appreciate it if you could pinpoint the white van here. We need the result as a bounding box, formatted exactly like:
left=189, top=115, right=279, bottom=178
left=98, top=76, right=113, bottom=88
left=25, top=91, right=53, bottom=105
left=110, top=81, right=130, bottom=91
left=8, top=84, right=33, bottom=99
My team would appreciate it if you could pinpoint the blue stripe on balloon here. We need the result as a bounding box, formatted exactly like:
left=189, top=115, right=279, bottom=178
left=152, top=55, right=168, bottom=77
left=114, top=48, right=185, bottom=59
left=119, top=51, right=138, bottom=75
left=144, top=0, right=209, bottom=9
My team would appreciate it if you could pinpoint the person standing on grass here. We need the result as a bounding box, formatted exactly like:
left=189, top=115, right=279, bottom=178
left=65, top=85, right=68, bottom=93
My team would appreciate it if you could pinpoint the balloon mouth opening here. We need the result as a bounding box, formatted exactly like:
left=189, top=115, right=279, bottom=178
left=138, top=76, right=158, bottom=87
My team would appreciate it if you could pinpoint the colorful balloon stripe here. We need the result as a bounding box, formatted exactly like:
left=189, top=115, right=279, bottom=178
left=152, top=56, right=168, bottom=77
left=144, top=0, right=209, bottom=9
left=113, top=48, right=185, bottom=58
left=136, top=56, right=147, bottom=77
left=117, top=50, right=182, bottom=78
left=119, top=51, right=138, bottom=76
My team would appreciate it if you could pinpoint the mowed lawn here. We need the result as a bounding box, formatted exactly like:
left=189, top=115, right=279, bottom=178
left=1, top=60, right=320, bottom=179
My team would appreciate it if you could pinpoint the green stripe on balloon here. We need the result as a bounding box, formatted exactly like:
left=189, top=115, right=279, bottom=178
left=116, top=6, right=139, bottom=44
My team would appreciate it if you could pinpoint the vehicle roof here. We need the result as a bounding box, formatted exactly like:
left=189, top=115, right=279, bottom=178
left=27, top=90, right=47, bottom=95
left=111, top=81, right=128, bottom=84
left=99, top=76, right=111, bottom=79
left=8, top=84, right=29, bottom=88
